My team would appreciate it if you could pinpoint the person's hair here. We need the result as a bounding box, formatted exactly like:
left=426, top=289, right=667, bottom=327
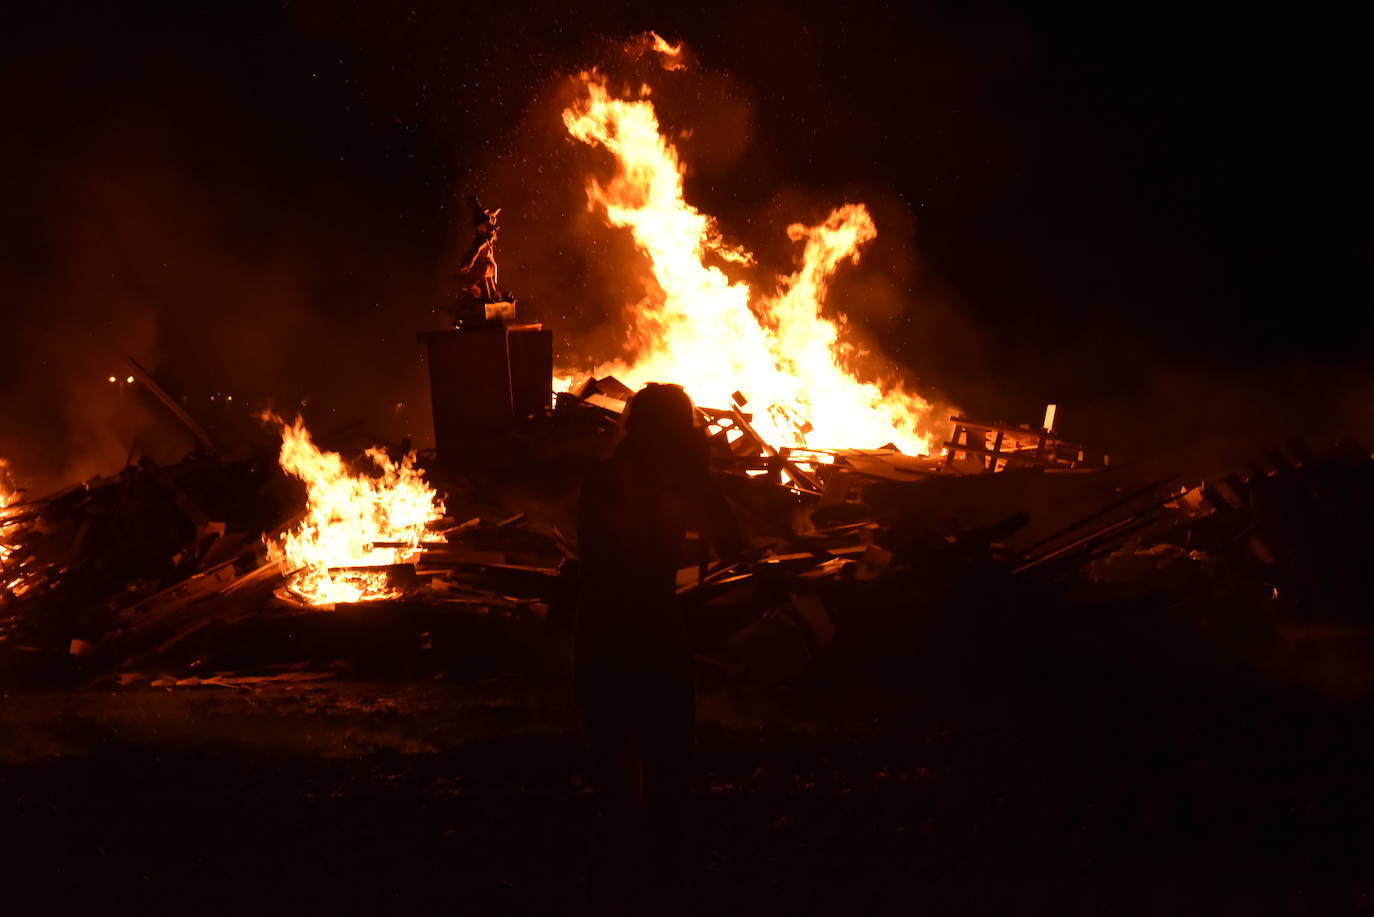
left=617, top=383, right=709, bottom=479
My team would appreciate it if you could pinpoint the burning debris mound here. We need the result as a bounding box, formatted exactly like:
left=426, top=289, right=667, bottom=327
left=0, top=421, right=469, bottom=673
left=3, top=34, right=1371, bottom=698
left=2, top=349, right=1373, bottom=698
left=0, top=445, right=291, bottom=665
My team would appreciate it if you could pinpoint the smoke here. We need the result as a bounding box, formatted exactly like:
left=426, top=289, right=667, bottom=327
left=0, top=12, right=441, bottom=494
left=0, top=7, right=1051, bottom=490
left=1066, top=362, right=1374, bottom=482
left=4, top=4, right=1366, bottom=488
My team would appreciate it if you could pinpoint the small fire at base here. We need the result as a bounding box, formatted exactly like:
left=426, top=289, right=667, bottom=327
left=263, top=416, right=447, bottom=607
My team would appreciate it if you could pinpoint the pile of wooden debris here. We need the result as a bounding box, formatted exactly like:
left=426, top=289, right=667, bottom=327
left=4, top=368, right=1371, bottom=695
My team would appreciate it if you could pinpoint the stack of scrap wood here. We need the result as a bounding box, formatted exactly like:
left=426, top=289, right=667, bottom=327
left=327, top=419, right=1374, bottom=686
left=409, top=511, right=569, bottom=616
left=566, top=375, right=945, bottom=495
left=549, top=379, right=1021, bottom=675
left=944, top=412, right=1110, bottom=474
left=0, top=452, right=298, bottom=664
left=25, top=363, right=1364, bottom=690
left=1089, top=438, right=1374, bottom=626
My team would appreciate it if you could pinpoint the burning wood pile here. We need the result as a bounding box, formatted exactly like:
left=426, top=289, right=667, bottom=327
left=2, top=360, right=1372, bottom=694
left=2, top=37, right=1370, bottom=693
left=0, top=415, right=564, bottom=673
left=0, top=447, right=291, bottom=664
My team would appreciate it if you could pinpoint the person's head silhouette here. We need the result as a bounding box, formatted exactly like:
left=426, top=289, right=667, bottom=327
left=618, top=383, right=708, bottom=476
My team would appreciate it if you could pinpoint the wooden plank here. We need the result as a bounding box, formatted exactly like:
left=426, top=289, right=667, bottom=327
left=943, top=423, right=964, bottom=469
left=584, top=393, right=627, bottom=414
left=1019, top=477, right=1178, bottom=554
left=728, top=405, right=822, bottom=493
left=697, top=406, right=752, bottom=423
left=948, top=415, right=1049, bottom=439
left=1012, top=514, right=1147, bottom=575
left=218, top=559, right=286, bottom=595
left=1200, top=483, right=1239, bottom=517
left=125, top=356, right=215, bottom=451
left=939, top=442, right=1061, bottom=468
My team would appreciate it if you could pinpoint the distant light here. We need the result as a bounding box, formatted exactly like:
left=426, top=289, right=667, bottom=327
left=107, top=376, right=117, bottom=384
left=125, top=375, right=135, bottom=384
left=226, top=395, right=233, bottom=402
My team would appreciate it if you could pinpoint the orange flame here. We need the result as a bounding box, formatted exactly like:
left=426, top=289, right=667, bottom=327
left=647, top=31, right=685, bottom=69
left=0, top=460, right=17, bottom=512
left=560, top=74, right=936, bottom=454
left=1, top=458, right=31, bottom=595
left=624, top=31, right=685, bottom=70
left=265, top=417, right=445, bottom=606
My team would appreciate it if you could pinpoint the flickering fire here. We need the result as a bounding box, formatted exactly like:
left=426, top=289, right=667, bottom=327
left=265, top=417, right=445, bottom=606
left=0, top=461, right=18, bottom=514
left=1, top=459, right=31, bottom=595
left=645, top=31, right=685, bottom=69
left=560, top=69, right=937, bottom=454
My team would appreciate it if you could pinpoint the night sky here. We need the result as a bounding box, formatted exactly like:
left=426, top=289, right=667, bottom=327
left=2, top=2, right=1368, bottom=489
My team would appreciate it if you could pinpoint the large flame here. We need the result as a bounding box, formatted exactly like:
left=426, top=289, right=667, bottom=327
left=561, top=74, right=936, bottom=453
left=265, top=417, right=445, bottom=606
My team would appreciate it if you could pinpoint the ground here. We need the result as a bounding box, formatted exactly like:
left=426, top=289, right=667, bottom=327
left=2, top=601, right=1372, bottom=916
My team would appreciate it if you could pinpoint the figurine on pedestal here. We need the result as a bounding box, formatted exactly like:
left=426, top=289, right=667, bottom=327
left=450, top=196, right=517, bottom=328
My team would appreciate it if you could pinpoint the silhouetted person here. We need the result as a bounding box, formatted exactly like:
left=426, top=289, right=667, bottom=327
left=575, top=383, right=743, bottom=907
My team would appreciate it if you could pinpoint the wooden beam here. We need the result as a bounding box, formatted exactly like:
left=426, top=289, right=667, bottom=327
left=728, top=405, right=821, bottom=493
left=125, top=356, right=215, bottom=452
left=939, top=442, right=1064, bottom=468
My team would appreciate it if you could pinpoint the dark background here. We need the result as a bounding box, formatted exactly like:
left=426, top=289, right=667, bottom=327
left=2, top=1, right=1369, bottom=491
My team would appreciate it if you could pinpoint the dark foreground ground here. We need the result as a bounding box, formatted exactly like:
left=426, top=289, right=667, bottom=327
left=2, top=599, right=1372, bottom=916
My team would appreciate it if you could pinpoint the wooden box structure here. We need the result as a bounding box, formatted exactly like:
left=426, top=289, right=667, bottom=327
left=418, top=324, right=553, bottom=458
left=943, top=414, right=1108, bottom=473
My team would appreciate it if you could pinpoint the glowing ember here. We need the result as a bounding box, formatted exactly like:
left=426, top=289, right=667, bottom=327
left=264, top=416, right=445, bottom=606
left=560, top=71, right=937, bottom=454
